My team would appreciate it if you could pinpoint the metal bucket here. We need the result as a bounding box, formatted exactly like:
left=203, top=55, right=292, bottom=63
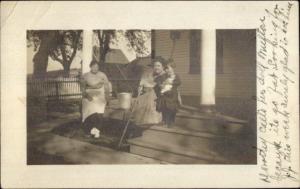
left=117, top=92, right=132, bottom=110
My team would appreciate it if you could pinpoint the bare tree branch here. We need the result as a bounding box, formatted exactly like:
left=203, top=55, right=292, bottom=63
left=60, top=46, right=67, bottom=62
left=69, top=31, right=80, bottom=64
left=49, top=52, right=63, bottom=64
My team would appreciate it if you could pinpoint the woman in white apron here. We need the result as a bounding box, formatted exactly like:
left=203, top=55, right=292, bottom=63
left=81, top=61, right=110, bottom=138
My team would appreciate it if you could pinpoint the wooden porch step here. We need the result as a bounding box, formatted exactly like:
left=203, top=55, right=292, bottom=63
left=105, top=100, right=248, bottom=135
left=104, top=100, right=249, bottom=163
left=104, top=107, right=247, bottom=136
left=177, top=108, right=247, bottom=124
left=143, top=125, right=235, bottom=139
left=129, top=139, right=215, bottom=164
left=175, top=110, right=248, bottom=135
left=174, top=116, right=245, bottom=135
left=128, top=126, right=234, bottom=164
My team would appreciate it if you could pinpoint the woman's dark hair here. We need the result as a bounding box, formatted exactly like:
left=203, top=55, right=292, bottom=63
left=151, top=56, right=169, bottom=68
left=89, top=60, right=99, bottom=68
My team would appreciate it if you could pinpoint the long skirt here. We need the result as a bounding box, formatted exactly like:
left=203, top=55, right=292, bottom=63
left=133, top=89, right=162, bottom=126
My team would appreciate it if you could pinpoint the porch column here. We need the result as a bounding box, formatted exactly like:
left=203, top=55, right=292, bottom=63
left=200, top=30, right=216, bottom=111
left=82, top=30, right=93, bottom=73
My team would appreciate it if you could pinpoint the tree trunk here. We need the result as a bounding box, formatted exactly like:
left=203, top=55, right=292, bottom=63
left=33, top=31, right=57, bottom=78
left=97, top=30, right=111, bottom=65
left=33, top=47, right=49, bottom=78
left=62, top=62, right=71, bottom=77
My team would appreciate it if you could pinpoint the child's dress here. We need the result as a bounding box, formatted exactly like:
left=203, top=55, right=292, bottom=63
left=154, top=72, right=181, bottom=126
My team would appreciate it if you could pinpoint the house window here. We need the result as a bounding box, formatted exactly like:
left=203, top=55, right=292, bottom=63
left=189, top=30, right=201, bottom=74
left=151, top=30, right=156, bottom=58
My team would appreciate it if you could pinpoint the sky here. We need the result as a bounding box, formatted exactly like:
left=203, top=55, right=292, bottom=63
left=27, top=46, right=82, bottom=74
left=27, top=31, right=151, bottom=74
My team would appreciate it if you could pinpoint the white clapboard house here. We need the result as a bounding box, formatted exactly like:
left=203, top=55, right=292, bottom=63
left=152, top=30, right=256, bottom=117
left=80, top=30, right=257, bottom=164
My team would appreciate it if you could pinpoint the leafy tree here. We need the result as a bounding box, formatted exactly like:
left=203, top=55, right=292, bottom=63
left=27, top=30, right=149, bottom=78
left=92, top=30, right=151, bottom=95
left=94, top=30, right=151, bottom=64
left=27, top=30, right=82, bottom=78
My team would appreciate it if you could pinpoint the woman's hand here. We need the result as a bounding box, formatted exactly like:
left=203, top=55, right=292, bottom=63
left=86, top=81, right=104, bottom=89
left=87, top=94, right=93, bottom=101
left=94, top=81, right=104, bottom=89
left=137, top=85, right=143, bottom=96
left=83, top=92, right=93, bottom=101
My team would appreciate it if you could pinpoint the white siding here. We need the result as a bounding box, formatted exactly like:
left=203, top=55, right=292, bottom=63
left=154, top=30, right=256, bottom=99
left=154, top=30, right=201, bottom=96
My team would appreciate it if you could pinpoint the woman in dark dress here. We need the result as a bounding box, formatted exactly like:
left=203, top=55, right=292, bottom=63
left=152, top=57, right=181, bottom=128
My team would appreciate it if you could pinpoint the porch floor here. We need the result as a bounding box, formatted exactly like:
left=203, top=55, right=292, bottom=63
left=27, top=99, right=256, bottom=164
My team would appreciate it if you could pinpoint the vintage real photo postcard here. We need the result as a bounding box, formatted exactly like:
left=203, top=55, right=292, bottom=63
left=1, top=1, right=299, bottom=188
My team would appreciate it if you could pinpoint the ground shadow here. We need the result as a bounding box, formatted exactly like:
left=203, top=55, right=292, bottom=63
left=51, top=118, right=144, bottom=151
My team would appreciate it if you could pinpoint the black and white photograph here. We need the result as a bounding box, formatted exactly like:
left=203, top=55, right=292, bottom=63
left=26, top=29, right=257, bottom=164
left=1, top=1, right=299, bottom=188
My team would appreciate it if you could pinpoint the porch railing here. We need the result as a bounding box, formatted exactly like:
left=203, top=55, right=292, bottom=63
left=27, top=76, right=141, bottom=102
left=27, top=77, right=82, bottom=101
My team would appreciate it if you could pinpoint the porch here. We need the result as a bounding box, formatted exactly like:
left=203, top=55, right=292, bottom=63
left=27, top=98, right=256, bottom=165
